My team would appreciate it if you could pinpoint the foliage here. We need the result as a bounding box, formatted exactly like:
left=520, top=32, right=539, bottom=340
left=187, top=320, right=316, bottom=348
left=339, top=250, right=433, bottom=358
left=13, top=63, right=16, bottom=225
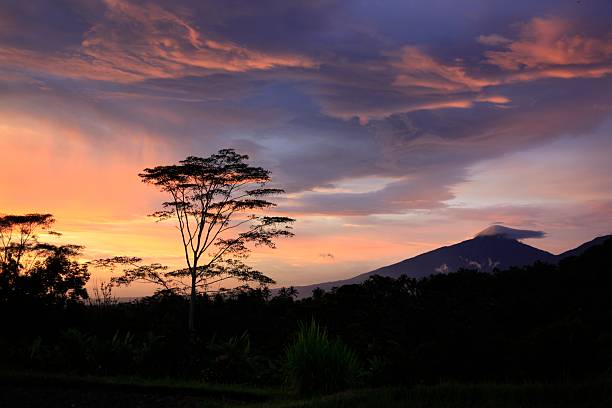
left=284, top=321, right=360, bottom=395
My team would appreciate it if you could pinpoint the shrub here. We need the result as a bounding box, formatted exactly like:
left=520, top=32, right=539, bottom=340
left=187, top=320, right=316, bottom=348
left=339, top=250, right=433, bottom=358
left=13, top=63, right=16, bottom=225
left=203, top=331, right=257, bottom=383
left=285, top=320, right=360, bottom=395
left=56, top=328, right=95, bottom=371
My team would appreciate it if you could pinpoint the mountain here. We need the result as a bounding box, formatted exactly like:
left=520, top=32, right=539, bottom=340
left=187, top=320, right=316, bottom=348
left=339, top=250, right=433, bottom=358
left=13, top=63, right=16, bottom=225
left=556, top=234, right=612, bottom=259
left=291, top=227, right=611, bottom=297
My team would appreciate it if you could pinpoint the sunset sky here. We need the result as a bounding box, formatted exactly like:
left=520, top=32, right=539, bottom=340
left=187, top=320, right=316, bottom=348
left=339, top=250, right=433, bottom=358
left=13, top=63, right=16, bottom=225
left=1, top=0, right=612, bottom=296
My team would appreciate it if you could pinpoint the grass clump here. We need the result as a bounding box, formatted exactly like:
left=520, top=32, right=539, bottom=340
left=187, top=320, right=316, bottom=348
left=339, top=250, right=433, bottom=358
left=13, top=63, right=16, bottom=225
left=284, top=321, right=360, bottom=396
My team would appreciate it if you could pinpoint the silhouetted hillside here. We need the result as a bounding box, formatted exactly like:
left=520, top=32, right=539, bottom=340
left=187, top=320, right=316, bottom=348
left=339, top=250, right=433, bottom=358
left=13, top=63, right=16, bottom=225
left=292, top=229, right=611, bottom=297
left=557, top=234, right=612, bottom=259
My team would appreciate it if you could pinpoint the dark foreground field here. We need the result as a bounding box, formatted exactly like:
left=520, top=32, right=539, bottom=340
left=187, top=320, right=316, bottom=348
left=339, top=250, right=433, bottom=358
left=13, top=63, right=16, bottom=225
left=3, top=239, right=612, bottom=406
left=3, top=372, right=612, bottom=408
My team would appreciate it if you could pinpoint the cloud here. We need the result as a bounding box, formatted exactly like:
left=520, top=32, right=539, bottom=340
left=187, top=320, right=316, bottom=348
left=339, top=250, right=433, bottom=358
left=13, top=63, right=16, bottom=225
left=322, top=94, right=511, bottom=125
left=390, top=46, right=491, bottom=93
left=2, top=1, right=612, bottom=292
left=319, top=253, right=335, bottom=261
left=477, top=34, right=511, bottom=46
left=274, top=68, right=612, bottom=213
left=283, top=170, right=463, bottom=216
left=308, top=50, right=513, bottom=124
left=312, top=46, right=512, bottom=123
left=392, top=18, right=612, bottom=93
left=476, top=224, right=546, bottom=239
left=0, top=0, right=316, bottom=83
left=483, top=17, right=612, bottom=77
left=2, top=2, right=612, bottom=220
left=85, top=0, right=316, bottom=75
left=313, top=16, right=612, bottom=125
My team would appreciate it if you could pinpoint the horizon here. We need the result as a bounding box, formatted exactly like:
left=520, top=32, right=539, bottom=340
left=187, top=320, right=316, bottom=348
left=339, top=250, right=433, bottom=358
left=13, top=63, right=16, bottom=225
left=2, top=0, right=612, bottom=297
left=114, top=229, right=612, bottom=299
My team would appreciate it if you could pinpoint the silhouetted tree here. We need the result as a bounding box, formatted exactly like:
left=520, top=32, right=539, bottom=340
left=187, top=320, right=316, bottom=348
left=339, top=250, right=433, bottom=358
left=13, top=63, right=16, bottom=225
left=114, top=149, right=295, bottom=331
left=90, top=256, right=173, bottom=292
left=0, top=214, right=90, bottom=304
left=276, top=286, right=299, bottom=300
left=27, top=244, right=90, bottom=304
left=0, top=240, right=90, bottom=305
left=0, top=213, right=55, bottom=273
left=311, top=287, right=325, bottom=300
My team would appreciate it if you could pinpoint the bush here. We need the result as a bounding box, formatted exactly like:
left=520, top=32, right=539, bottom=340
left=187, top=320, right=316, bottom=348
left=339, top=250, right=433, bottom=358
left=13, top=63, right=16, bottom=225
left=203, top=331, right=256, bottom=383
left=285, top=320, right=360, bottom=395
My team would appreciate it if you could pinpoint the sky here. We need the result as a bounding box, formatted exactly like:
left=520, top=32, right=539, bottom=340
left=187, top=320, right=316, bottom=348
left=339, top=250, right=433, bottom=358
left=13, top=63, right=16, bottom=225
left=1, top=0, right=612, bottom=296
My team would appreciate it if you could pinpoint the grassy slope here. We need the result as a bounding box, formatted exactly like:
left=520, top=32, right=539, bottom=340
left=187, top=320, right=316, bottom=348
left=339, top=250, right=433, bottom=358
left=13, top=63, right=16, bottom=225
left=260, top=382, right=612, bottom=408
left=2, top=372, right=612, bottom=408
left=1, top=371, right=276, bottom=407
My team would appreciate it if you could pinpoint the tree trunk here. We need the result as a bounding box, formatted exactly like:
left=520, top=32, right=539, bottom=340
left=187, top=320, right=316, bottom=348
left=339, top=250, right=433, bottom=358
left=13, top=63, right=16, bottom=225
left=188, top=268, right=197, bottom=332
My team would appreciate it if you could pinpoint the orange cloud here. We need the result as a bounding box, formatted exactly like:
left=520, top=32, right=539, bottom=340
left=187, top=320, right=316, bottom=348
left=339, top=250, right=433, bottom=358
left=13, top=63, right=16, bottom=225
left=481, top=17, right=612, bottom=82
left=390, top=46, right=493, bottom=92
left=1, top=0, right=316, bottom=83
left=386, top=17, right=612, bottom=100
left=326, top=94, right=510, bottom=124
left=331, top=18, right=611, bottom=123
left=485, top=17, right=612, bottom=70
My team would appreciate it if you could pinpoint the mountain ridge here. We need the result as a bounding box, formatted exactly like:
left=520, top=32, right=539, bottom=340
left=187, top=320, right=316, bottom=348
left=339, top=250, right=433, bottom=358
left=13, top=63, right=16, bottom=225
left=289, top=231, right=612, bottom=297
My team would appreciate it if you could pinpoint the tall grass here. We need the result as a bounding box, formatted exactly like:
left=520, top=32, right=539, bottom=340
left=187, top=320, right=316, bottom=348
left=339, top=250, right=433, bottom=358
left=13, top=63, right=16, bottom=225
left=284, top=321, right=360, bottom=395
